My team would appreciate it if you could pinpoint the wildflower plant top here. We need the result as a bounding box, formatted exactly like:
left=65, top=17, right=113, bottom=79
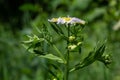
left=22, top=15, right=112, bottom=80
left=48, top=16, right=85, bottom=25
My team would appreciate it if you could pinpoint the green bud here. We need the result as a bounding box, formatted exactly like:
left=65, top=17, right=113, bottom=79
left=68, top=45, right=77, bottom=50
left=77, top=42, right=82, bottom=46
left=69, top=36, right=75, bottom=42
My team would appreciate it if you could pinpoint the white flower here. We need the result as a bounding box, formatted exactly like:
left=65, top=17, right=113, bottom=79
left=48, top=16, right=85, bottom=25
left=57, top=17, right=65, bottom=24
left=69, top=17, right=85, bottom=25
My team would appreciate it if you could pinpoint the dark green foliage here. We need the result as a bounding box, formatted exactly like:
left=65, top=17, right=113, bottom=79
left=0, top=0, right=120, bottom=80
left=49, top=22, right=64, bottom=35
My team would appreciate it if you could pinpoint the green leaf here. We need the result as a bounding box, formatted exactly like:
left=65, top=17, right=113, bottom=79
left=94, top=44, right=106, bottom=59
left=33, top=50, right=45, bottom=55
left=49, top=22, right=64, bottom=35
left=40, top=54, right=65, bottom=63
left=49, top=23, right=60, bottom=34
left=22, top=44, right=34, bottom=53
left=22, top=35, right=44, bottom=44
left=22, top=35, right=44, bottom=48
left=70, top=42, right=107, bottom=72
left=81, top=43, right=106, bottom=68
left=44, top=66, right=58, bottom=79
left=81, top=51, right=95, bottom=67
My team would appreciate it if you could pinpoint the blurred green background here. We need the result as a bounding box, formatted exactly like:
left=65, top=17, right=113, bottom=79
left=0, top=0, right=120, bottom=80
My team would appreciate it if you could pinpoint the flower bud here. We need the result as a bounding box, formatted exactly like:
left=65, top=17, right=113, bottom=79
left=69, top=36, right=75, bottom=42
left=68, top=45, right=77, bottom=50
left=77, top=42, right=82, bottom=46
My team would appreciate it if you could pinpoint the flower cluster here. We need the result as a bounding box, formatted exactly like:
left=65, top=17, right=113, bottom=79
left=48, top=16, right=85, bottom=25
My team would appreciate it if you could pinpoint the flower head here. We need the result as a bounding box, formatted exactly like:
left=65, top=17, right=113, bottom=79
left=48, top=16, right=85, bottom=25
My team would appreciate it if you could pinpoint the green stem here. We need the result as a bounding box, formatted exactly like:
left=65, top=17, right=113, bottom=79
left=104, top=66, right=107, bottom=80
left=65, top=25, right=70, bottom=80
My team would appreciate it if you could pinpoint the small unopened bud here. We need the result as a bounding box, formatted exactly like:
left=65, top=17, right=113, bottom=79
left=53, top=78, right=57, bottom=80
left=102, top=54, right=112, bottom=65
left=68, top=45, right=77, bottom=50
left=104, top=54, right=110, bottom=60
left=77, top=42, right=82, bottom=46
left=69, top=36, right=75, bottom=42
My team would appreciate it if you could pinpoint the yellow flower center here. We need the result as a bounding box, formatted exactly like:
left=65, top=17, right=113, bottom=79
left=51, top=18, right=58, bottom=22
left=62, top=17, right=71, bottom=22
